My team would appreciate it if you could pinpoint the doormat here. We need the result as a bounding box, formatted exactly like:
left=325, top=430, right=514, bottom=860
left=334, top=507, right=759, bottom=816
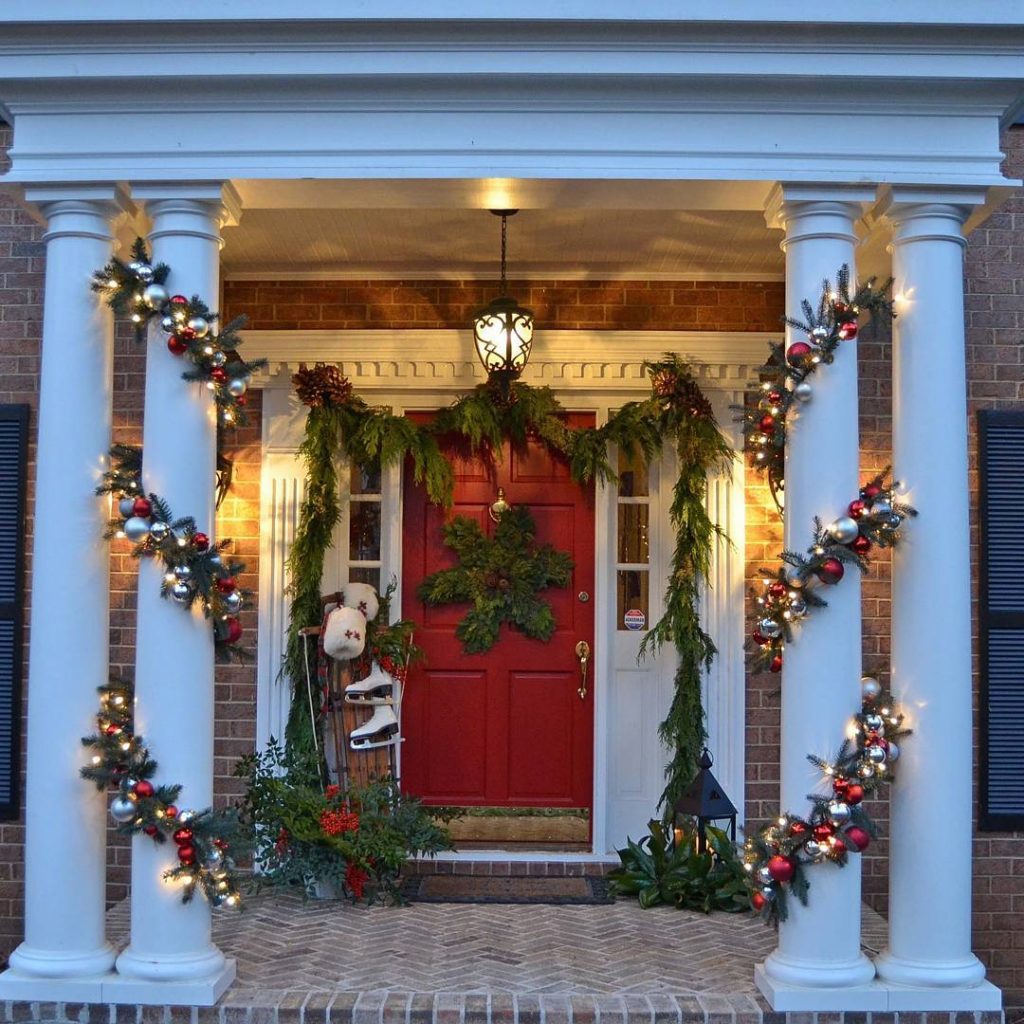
left=402, top=874, right=614, bottom=905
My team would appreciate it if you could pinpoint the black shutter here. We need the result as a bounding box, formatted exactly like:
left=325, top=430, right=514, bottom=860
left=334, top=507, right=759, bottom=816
left=978, top=410, right=1024, bottom=830
left=0, top=405, right=28, bottom=820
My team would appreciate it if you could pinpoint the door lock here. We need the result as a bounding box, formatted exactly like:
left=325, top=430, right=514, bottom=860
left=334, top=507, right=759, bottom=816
left=574, top=640, right=591, bottom=700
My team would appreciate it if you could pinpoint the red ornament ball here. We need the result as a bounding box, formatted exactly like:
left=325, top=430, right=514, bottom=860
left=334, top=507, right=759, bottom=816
left=172, top=827, right=193, bottom=845
left=165, top=805, right=178, bottom=819
left=848, top=499, right=867, bottom=520
left=224, top=617, right=243, bottom=645
left=767, top=389, right=783, bottom=405
left=237, top=395, right=248, bottom=406
left=133, top=780, right=154, bottom=799
left=831, top=835, right=847, bottom=854
left=849, top=535, right=872, bottom=556
left=832, top=301, right=851, bottom=319
left=177, top=844, right=196, bottom=865
left=132, top=497, right=152, bottom=517
left=143, top=826, right=159, bottom=837
left=752, top=630, right=768, bottom=646
left=193, top=532, right=209, bottom=552
left=812, top=823, right=834, bottom=843
left=167, top=336, right=189, bottom=356
left=786, top=341, right=813, bottom=367
left=769, top=654, right=783, bottom=673
left=845, top=784, right=865, bottom=806
left=214, top=838, right=229, bottom=851
left=105, top=724, right=120, bottom=736
left=210, top=367, right=228, bottom=383
left=862, top=483, right=882, bottom=500
left=789, top=821, right=808, bottom=837
left=758, top=414, right=776, bottom=434
left=845, top=826, right=871, bottom=852
left=767, top=855, right=796, bottom=884
left=170, top=294, right=188, bottom=306
left=768, top=581, right=787, bottom=598
left=179, top=327, right=197, bottom=342
left=751, top=891, right=766, bottom=911
left=817, top=557, right=845, bottom=584
left=837, top=321, right=859, bottom=341
left=833, top=777, right=850, bottom=798
left=216, top=576, right=237, bottom=594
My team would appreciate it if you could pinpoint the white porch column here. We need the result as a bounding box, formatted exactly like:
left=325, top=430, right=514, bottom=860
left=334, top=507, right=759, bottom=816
left=0, top=187, right=127, bottom=1002
left=874, top=190, right=1000, bottom=1010
left=757, top=185, right=883, bottom=1011
left=110, top=184, right=239, bottom=1005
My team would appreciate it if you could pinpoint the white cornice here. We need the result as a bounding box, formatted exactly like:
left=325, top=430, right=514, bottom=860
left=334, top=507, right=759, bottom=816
left=242, top=328, right=774, bottom=392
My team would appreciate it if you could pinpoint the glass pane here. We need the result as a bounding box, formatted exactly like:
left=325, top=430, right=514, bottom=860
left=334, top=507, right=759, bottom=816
left=349, top=501, right=381, bottom=561
left=350, top=460, right=382, bottom=495
left=349, top=566, right=381, bottom=591
left=617, top=503, right=650, bottom=564
left=616, top=570, right=649, bottom=632
left=617, top=449, right=649, bottom=497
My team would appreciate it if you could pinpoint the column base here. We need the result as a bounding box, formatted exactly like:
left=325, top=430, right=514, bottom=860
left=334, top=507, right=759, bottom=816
left=756, top=965, right=889, bottom=1012
left=0, top=968, right=115, bottom=1003
left=0, top=940, right=118, bottom=1000
left=883, top=980, right=1002, bottom=1012
left=102, top=959, right=236, bottom=1006
left=876, top=948, right=988, bottom=989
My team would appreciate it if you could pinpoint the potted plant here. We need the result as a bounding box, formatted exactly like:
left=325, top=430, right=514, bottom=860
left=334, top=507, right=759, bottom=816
left=235, top=741, right=452, bottom=903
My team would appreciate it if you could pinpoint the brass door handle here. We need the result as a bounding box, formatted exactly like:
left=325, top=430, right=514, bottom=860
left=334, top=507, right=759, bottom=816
left=575, top=640, right=591, bottom=700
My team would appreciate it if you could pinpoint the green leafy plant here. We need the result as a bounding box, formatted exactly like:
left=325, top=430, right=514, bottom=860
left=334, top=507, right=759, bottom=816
left=235, top=741, right=452, bottom=904
left=609, top=818, right=750, bottom=914
left=417, top=505, right=574, bottom=655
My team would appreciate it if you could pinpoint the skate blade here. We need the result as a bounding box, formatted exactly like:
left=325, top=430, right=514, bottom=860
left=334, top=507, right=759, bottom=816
left=344, top=693, right=394, bottom=706
left=349, top=734, right=403, bottom=751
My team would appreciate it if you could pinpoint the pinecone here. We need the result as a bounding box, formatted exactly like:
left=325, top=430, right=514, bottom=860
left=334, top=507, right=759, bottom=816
left=676, top=374, right=714, bottom=419
left=292, top=362, right=353, bottom=408
left=651, top=368, right=678, bottom=398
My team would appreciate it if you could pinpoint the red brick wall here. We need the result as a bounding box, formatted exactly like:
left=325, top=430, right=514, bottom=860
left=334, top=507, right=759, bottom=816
left=1, top=114, right=1023, bottom=1010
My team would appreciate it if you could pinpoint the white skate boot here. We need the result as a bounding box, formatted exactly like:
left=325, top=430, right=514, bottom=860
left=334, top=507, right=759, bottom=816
left=344, top=662, right=396, bottom=706
left=349, top=704, right=400, bottom=750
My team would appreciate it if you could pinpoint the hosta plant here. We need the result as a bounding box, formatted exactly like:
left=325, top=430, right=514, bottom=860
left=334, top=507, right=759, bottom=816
left=235, top=741, right=452, bottom=904
left=608, top=818, right=750, bottom=914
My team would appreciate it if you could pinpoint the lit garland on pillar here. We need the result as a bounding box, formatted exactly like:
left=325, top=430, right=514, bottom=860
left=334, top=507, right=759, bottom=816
left=734, top=265, right=894, bottom=510
left=743, top=674, right=910, bottom=923
left=81, top=680, right=243, bottom=908
left=749, top=471, right=916, bottom=673
left=91, top=238, right=265, bottom=427
left=97, top=444, right=250, bottom=653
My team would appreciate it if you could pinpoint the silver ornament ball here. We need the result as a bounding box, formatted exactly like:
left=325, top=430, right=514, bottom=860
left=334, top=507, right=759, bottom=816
left=123, top=516, right=151, bottom=542
left=204, top=848, right=223, bottom=870
left=130, top=261, right=154, bottom=283
left=887, top=513, right=903, bottom=528
left=757, top=866, right=773, bottom=885
left=885, top=742, right=900, bottom=763
left=810, top=326, right=829, bottom=343
left=793, top=381, right=813, bottom=403
left=857, top=762, right=875, bottom=779
left=208, top=553, right=222, bottom=568
left=788, top=596, right=807, bottom=618
left=142, top=283, right=169, bottom=310
left=178, top=810, right=195, bottom=824
left=223, top=591, right=242, bottom=613
left=870, top=498, right=893, bottom=521
left=171, top=581, right=192, bottom=602
left=759, top=885, right=775, bottom=901
left=173, top=564, right=192, bottom=582
left=149, top=520, right=170, bottom=542
left=867, top=745, right=887, bottom=765
left=803, top=840, right=822, bottom=859
left=827, top=800, right=851, bottom=826
left=758, top=617, right=782, bottom=639
left=227, top=378, right=248, bottom=398
left=118, top=497, right=136, bottom=518
left=828, top=516, right=861, bottom=545
left=187, top=316, right=209, bottom=338
left=861, top=676, right=882, bottom=701
left=211, top=350, right=227, bottom=368
left=110, top=796, right=137, bottom=823
left=783, top=566, right=805, bottom=589
left=160, top=315, right=176, bottom=333
left=864, top=714, right=884, bottom=732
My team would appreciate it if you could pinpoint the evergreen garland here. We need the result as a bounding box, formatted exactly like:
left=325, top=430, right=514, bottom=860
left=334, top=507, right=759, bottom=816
left=282, top=359, right=732, bottom=807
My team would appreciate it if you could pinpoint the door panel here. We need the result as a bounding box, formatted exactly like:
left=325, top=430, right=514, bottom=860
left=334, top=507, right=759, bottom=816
left=401, top=411, right=595, bottom=811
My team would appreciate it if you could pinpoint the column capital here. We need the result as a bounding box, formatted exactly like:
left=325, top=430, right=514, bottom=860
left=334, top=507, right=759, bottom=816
left=876, top=186, right=988, bottom=249
left=764, top=183, right=877, bottom=236
left=132, top=181, right=242, bottom=232
left=21, top=184, right=133, bottom=243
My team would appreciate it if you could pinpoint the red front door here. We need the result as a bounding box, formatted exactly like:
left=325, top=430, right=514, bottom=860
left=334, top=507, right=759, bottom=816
left=401, top=413, right=595, bottom=810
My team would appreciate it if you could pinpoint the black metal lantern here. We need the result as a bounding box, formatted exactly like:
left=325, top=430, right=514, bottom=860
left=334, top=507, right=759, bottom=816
left=472, top=210, right=534, bottom=386
left=674, top=747, right=738, bottom=854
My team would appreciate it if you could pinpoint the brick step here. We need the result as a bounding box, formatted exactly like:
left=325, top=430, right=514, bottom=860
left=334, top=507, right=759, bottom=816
left=406, top=857, right=618, bottom=876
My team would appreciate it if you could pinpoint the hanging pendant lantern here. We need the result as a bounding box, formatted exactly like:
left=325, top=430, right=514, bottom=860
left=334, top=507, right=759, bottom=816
left=472, top=210, right=535, bottom=386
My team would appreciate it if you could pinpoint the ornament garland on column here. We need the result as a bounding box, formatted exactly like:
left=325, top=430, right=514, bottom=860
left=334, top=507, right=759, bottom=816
left=97, top=443, right=250, bottom=653
left=744, top=673, right=909, bottom=924
left=283, top=357, right=732, bottom=809
left=735, top=265, right=894, bottom=509
left=81, top=680, right=243, bottom=908
left=92, top=238, right=266, bottom=426
left=749, top=471, right=916, bottom=673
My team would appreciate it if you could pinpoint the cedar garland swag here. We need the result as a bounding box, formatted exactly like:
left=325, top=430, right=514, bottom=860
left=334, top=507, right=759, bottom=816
left=283, top=357, right=733, bottom=810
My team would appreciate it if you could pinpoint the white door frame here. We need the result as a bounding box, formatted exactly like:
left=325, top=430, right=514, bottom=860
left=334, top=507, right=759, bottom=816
left=248, top=327, right=771, bottom=854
